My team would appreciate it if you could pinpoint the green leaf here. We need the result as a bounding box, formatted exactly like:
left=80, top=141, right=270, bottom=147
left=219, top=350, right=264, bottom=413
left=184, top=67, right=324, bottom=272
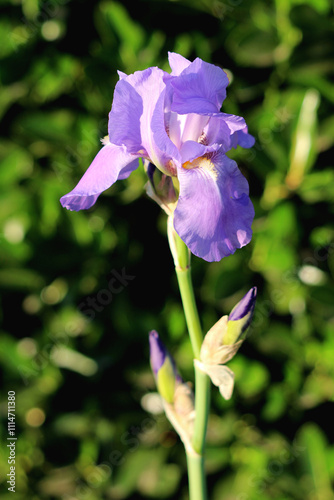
left=298, top=169, right=334, bottom=203
left=297, top=423, right=333, bottom=498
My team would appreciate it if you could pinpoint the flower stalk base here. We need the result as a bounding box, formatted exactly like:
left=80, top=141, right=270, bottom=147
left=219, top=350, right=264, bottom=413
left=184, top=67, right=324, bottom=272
left=186, top=451, right=208, bottom=500
left=168, top=224, right=211, bottom=500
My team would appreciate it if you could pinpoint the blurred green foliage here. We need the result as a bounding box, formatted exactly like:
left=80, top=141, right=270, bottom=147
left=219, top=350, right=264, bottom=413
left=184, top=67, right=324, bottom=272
left=1, top=0, right=334, bottom=498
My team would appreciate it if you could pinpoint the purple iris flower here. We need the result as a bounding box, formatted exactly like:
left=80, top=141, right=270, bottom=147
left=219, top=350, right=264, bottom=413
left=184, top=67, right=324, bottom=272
left=60, top=52, right=255, bottom=262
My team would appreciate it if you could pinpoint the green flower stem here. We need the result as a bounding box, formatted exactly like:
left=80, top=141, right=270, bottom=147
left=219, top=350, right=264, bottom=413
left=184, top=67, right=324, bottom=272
left=186, top=450, right=208, bottom=500
left=175, top=267, right=202, bottom=359
left=192, top=364, right=211, bottom=456
left=175, top=265, right=211, bottom=500
left=170, top=227, right=211, bottom=500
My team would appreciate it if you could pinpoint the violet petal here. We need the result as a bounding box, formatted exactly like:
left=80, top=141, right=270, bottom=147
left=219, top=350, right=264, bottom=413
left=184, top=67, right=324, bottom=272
left=60, top=144, right=139, bottom=211
left=170, top=58, right=229, bottom=115
left=174, top=152, right=254, bottom=262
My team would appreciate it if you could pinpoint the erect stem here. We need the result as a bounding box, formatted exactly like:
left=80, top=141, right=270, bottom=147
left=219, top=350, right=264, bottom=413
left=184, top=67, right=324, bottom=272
left=175, top=267, right=202, bottom=359
left=192, top=365, right=210, bottom=457
left=186, top=451, right=208, bottom=500
left=167, top=217, right=211, bottom=500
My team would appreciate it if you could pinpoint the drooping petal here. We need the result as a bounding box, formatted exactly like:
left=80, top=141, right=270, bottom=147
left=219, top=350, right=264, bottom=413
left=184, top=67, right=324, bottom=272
left=221, top=113, right=248, bottom=133
left=174, top=152, right=254, bottom=262
left=60, top=144, right=139, bottom=211
left=220, top=113, right=255, bottom=149
left=170, top=58, right=229, bottom=115
left=230, top=128, right=256, bottom=149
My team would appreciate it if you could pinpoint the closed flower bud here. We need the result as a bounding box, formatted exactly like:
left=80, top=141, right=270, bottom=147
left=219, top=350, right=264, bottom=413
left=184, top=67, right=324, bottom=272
left=145, top=161, right=178, bottom=216
left=200, top=315, right=241, bottom=366
left=196, top=287, right=257, bottom=400
left=149, top=330, right=195, bottom=452
left=224, top=287, right=257, bottom=345
left=149, top=330, right=179, bottom=403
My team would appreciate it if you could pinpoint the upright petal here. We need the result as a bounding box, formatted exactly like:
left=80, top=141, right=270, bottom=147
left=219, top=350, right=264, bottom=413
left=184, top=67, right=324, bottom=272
left=108, top=76, right=145, bottom=154
left=151, top=89, right=181, bottom=174
left=174, top=152, right=254, bottom=262
left=60, top=144, right=139, bottom=211
left=109, top=67, right=176, bottom=174
left=180, top=113, right=210, bottom=144
left=201, top=116, right=233, bottom=152
left=170, top=58, right=229, bottom=115
left=168, top=52, right=191, bottom=76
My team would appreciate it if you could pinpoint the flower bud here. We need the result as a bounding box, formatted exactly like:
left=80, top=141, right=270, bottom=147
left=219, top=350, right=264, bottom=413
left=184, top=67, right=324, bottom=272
left=224, top=287, right=257, bottom=345
left=149, top=330, right=195, bottom=452
left=145, top=162, right=178, bottom=216
left=197, top=287, right=257, bottom=400
left=149, top=330, right=179, bottom=404
left=200, top=315, right=241, bottom=365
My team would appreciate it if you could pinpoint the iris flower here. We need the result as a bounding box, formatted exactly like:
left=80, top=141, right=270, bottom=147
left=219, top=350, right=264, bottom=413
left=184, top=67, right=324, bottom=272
left=60, top=52, right=255, bottom=262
